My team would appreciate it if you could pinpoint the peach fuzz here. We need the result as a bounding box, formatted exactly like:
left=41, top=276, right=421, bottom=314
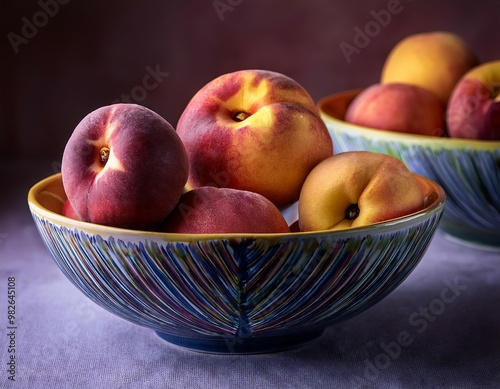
left=298, top=151, right=425, bottom=232
left=381, top=31, right=478, bottom=104
left=446, top=60, right=500, bottom=140
left=345, top=83, right=445, bottom=137
left=176, top=69, right=333, bottom=208
left=61, top=103, right=189, bottom=230
left=159, top=186, right=290, bottom=234
left=61, top=199, right=81, bottom=220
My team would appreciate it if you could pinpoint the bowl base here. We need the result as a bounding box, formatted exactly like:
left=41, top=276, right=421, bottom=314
left=440, top=219, right=500, bottom=251
left=155, top=329, right=325, bottom=354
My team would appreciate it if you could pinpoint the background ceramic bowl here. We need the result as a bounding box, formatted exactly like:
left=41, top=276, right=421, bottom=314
left=28, top=173, right=445, bottom=354
left=319, top=89, right=500, bottom=249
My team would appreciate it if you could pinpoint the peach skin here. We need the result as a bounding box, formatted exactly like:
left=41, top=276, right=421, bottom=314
left=447, top=60, right=500, bottom=140
left=345, top=83, right=445, bottom=137
left=381, top=31, right=478, bottom=104
left=176, top=69, right=333, bottom=207
left=159, top=186, right=291, bottom=234
left=62, top=104, right=189, bottom=230
left=298, top=151, right=425, bottom=231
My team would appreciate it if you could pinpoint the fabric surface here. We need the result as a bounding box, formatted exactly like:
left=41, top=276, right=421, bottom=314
left=0, top=159, right=499, bottom=389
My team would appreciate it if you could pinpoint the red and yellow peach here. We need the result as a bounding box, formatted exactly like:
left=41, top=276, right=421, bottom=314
left=298, top=151, right=425, bottom=231
left=176, top=69, right=333, bottom=207
left=446, top=60, right=500, bottom=140
left=61, top=103, right=189, bottom=230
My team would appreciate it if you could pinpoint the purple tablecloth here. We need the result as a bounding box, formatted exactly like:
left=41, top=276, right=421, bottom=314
left=1, top=159, right=499, bottom=389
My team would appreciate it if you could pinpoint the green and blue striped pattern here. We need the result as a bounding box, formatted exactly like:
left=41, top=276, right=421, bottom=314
left=31, top=205, right=442, bottom=353
left=328, top=127, right=500, bottom=246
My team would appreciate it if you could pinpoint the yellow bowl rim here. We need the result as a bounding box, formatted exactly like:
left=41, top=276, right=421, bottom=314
left=27, top=173, right=446, bottom=242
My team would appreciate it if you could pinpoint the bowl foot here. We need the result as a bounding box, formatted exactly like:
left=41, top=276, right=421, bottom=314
left=155, top=329, right=325, bottom=354
left=440, top=219, right=500, bottom=251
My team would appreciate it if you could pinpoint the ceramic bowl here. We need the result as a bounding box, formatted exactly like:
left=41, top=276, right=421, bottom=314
left=28, top=173, right=445, bottom=354
left=319, top=89, right=500, bottom=249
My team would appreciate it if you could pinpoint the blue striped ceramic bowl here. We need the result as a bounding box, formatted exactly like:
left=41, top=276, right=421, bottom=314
left=319, top=89, right=500, bottom=249
left=28, top=173, right=445, bottom=354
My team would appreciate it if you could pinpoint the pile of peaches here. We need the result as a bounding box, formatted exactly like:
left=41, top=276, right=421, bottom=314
left=61, top=69, right=427, bottom=234
left=345, top=31, right=500, bottom=141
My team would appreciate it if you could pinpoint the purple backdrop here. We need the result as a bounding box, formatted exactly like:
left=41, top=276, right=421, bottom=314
left=1, top=0, right=499, bottom=160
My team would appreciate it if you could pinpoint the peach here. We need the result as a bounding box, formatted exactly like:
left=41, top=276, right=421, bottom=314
left=159, top=186, right=290, bottom=234
left=61, top=103, right=189, bottom=230
left=61, top=199, right=80, bottom=220
left=345, top=83, right=445, bottom=136
left=381, top=31, right=478, bottom=104
left=446, top=60, right=500, bottom=140
left=298, top=151, right=425, bottom=231
left=176, top=69, right=333, bottom=207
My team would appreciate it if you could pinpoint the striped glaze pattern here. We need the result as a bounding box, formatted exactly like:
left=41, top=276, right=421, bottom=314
left=31, top=208, right=442, bottom=351
left=330, top=131, right=500, bottom=229
left=28, top=174, right=445, bottom=353
left=320, top=90, right=500, bottom=247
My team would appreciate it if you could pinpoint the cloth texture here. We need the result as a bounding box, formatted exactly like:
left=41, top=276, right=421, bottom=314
left=0, top=159, right=499, bottom=389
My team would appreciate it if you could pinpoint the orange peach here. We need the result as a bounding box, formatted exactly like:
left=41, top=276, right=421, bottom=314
left=61, top=104, right=189, bottom=230
left=176, top=69, right=333, bottom=207
left=344, top=83, right=445, bottom=136
left=381, top=31, right=478, bottom=104
left=298, top=151, right=425, bottom=231
left=159, top=186, right=290, bottom=234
